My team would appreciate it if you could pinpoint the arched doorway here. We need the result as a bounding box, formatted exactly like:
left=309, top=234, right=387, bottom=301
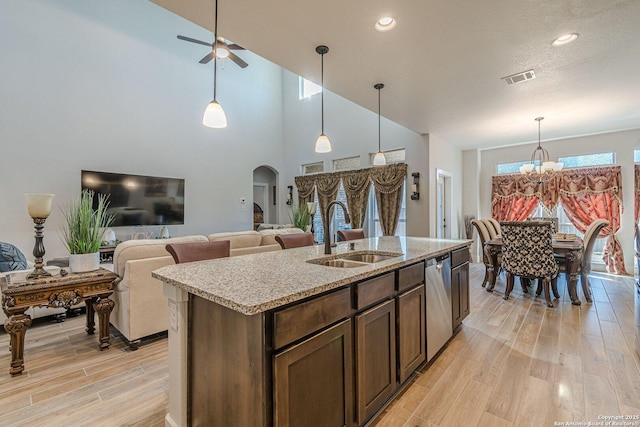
left=253, top=165, right=278, bottom=228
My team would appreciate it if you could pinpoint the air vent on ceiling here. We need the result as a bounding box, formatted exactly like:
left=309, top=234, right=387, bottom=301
left=502, top=69, right=536, bottom=85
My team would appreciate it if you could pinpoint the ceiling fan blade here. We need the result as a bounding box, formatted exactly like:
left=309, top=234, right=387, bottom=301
left=228, top=51, right=248, bottom=68
left=226, top=43, right=245, bottom=50
left=199, top=52, right=215, bottom=64
left=177, top=35, right=212, bottom=47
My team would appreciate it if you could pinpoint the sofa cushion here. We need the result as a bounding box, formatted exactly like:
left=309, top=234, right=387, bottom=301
left=258, top=228, right=305, bottom=246
left=207, top=231, right=262, bottom=249
left=0, top=242, right=28, bottom=273
left=113, top=235, right=208, bottom=278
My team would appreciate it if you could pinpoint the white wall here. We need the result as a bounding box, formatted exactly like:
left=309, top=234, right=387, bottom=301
left=427, top=134, right=464, bottom=239
left=476, top=129, right=639, bottom=273
left=1, top=0, right=284, bottom=260
left=279, top=71, right=431, bottom=236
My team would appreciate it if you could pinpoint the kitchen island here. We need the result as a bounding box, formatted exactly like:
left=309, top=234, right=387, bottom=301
left=153, top=236, right=471, bottom=427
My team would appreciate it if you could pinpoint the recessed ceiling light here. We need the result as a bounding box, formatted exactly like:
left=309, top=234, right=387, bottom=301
left=552, top=33, right=578, bottom=46
left=375, top=17, right=396, bottom=32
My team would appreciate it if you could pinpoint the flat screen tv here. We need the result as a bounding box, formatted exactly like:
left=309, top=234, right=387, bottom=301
left=81, top=170, right=184, bottom=226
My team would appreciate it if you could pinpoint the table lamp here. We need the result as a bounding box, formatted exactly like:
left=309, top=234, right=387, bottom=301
left=25, top=193, right=55, bottom=279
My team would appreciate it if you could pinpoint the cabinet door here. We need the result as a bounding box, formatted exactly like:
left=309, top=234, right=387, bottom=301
left=397, top=285, right=426, bottom=383
left=356, top=299, right=396, bottom=425
left=274, top=319, right=353, bottom=427
left=452, top=262, right=470, bottom=329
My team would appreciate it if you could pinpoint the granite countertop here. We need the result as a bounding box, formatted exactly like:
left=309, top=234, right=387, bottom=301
left=153, top=236, right=471, bottom=315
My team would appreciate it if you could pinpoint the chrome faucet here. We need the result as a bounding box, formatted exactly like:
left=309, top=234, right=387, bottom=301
left=324, top=200, right=351, bottom=254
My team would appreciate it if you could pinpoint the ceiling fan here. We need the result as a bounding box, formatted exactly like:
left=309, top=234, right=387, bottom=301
left=177, top=35, right=248, bottom=68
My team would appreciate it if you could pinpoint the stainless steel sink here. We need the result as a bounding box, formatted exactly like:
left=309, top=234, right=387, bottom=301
left=320, top=259, right=369, bottom=268
left=340, top=253, right=398, bottom=263
left=307, top=251, right=404, bottom=268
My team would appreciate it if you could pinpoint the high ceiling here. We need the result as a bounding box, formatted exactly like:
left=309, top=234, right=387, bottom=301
left=151, top=0, right=640, bottom=150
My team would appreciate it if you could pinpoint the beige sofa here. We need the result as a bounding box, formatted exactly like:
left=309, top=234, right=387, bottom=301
left=110, top=228, right=304, bottom=348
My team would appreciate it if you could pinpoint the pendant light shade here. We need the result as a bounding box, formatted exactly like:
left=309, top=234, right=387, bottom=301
left=314, top=45, right=331, bottom=153
left=203, top=100, right=227, bottom=128
left=373, top=83, right=386, bottom=166
left=315, top=133, right=332, bottom=153
left=203, top=0, right=227, bottom=129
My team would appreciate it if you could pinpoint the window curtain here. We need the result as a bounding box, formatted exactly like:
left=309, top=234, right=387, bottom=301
left=635, top=164, right=640, bottom=224
left=490, top=175, right=542, bottom=221
left=315, top=173, right=342, bottom=232
left=557, top=166, right=627, bottom=275
left=342, top=169, right=372, bottom=229
left=371, top=163, right=407, bottom=235
left=294, top=175, right=316, bottom=206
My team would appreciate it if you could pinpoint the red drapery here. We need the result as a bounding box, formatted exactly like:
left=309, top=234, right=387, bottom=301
left=490, top=175, right=541, bottom=221
left=491, top=165, right=627, bottom=275
left=635, top=164, right=640, bottom=223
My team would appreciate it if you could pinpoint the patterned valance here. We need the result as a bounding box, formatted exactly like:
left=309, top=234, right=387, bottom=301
left=491, top=165, right=623, bottom=212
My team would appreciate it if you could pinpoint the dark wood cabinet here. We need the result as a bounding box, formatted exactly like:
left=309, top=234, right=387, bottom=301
left=397, top=284, right=426, bottom=383
left=452, top=261, right=470, bottom=329
left=355, top=299, right=396, bottom=425
left=274, top=319, right=354, bottom=427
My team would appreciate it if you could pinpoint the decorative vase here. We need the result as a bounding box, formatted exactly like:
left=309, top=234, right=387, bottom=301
left=69, top=252, right=100, bottom=273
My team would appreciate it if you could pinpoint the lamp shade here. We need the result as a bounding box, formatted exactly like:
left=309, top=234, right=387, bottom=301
left=25, top=193, right=54, bottom=218
left=307, top=202, right=317, bottom=215
left=215, top=42, right=230, bottom=59
left=203, top=100, right=227, bottom=128
left=315, top=133, right=332, bottom=153
left=373, top=151, right=387, bottom=166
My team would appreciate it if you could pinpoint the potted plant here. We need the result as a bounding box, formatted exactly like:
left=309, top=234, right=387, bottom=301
left=289, top=202, right=311, bottom=232
left=61, top=189, right=115, bottom=273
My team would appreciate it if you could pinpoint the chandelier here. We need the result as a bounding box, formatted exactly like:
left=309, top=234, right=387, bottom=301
left=519, top=117, right=563, bottom=183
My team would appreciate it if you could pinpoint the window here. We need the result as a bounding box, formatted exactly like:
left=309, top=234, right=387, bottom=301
left=558, top=152, right=614, bottom=168
left=299, top=77, right=322, bottom=99
left=369, top=148, right=405, bottom=165
left=333, top=156, right=360, bottom=171
left=496, top=152, right=614, bottom=174
left=302, top=162, right=324, bottom=175
left=496, top=161, right=539, bottom=175
left=634, top=149, right=640, bottom=163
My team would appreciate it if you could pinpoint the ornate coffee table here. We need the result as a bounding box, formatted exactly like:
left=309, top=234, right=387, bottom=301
left=1, top=267, right=117, bottom=375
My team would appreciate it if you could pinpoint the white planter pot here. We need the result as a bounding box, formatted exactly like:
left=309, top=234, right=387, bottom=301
left=69, top=252, right=100, bottom=273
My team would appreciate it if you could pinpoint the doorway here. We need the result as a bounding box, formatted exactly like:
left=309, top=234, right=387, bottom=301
left=252, top=165, right=278, bottom=226
left=436, top=169, right=452, bottom=239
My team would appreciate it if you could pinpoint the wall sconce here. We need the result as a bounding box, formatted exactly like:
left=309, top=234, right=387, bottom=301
left=286, top=185, right=293, bottom=205
left=410, top=173, right=420, bottom=200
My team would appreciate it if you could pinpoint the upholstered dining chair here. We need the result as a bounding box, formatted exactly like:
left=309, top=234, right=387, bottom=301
left=274, top=232, right=315, bottom=249
left=337, top=229, right=365, bottom=241
left=500, top=221, right=559, bottom=307
left=471, top=219, right=493, bottom=287
left=165, top=240, right=231, bottom=264
left=556, top=219, right=609, bottom=300
left=485, top=218, right=502, bottom=238
left=527, top=216, right=559, bottom=233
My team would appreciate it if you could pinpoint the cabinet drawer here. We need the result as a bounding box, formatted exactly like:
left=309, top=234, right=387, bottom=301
left=451, top=247, right=470, bottom=268
left=356, top=272, right=394, bottom=310
left=397, top=262, right=424, bottom=292
left=273, top=288, right=351, bottom=349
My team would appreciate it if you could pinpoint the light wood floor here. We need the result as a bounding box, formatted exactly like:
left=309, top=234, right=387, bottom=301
left=0, top=264, right=638, bottom=426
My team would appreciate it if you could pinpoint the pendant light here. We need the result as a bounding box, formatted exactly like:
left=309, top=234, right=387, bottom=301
left=314, top=45, right=331, bottom=153
left=373, top=83, right=387, bottom=166
left=519, top=117, right=563, bottom=183
left=202, top=0, right=227, bottom=128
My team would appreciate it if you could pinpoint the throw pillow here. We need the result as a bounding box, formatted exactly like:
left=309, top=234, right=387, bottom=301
left=0, top=242, right=28, bottom=272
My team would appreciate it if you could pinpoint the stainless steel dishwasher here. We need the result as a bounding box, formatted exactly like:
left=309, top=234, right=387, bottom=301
left=425, top=254, right=452, bottom=362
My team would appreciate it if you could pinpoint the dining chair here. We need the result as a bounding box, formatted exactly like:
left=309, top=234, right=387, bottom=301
left=471, top=219, right=493, bottom=288
left=500, top=221, right=559, bottom=307
left=527, top=216, right=559, bottom=233
left=166, top=240, right=231, bottom=264
left=337, top=229, right=365, bottom=241
left=577, top=219, right=609, bottom=297
left=485, top=218, right=501, bottom=238
left=274, top=232, right=315, bottom=249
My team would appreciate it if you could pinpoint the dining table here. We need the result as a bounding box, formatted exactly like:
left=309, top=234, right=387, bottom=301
left=484, top=236, right=587, bottom=305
